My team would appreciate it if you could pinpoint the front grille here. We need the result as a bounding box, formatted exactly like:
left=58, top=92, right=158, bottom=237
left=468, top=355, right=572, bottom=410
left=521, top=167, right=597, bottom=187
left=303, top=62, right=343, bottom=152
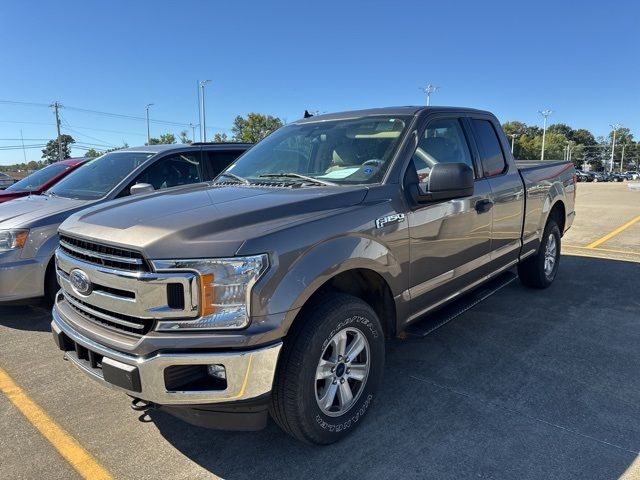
left=65, top=293, right=154, bottom=336
left=59, top=235, right=150, bottom=272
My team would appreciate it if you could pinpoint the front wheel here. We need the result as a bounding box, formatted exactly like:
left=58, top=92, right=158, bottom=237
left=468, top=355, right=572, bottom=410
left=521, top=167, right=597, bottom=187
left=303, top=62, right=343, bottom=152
left=518, top=219, right=561, bottom=289
left=270, top=293, right=385, bottom=444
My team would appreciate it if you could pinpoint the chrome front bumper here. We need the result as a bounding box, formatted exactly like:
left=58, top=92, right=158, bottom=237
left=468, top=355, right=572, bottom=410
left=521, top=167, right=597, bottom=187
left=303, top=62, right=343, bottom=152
left=52, top=306, right=282, bottom=405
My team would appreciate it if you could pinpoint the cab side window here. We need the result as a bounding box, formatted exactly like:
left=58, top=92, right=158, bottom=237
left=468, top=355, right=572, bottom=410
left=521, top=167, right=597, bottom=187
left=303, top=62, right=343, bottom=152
left=412, top=119, right=474, bottom=181
left=134, top=153, right=202, bottom=190
left=471, top=119, right=507, bottom=177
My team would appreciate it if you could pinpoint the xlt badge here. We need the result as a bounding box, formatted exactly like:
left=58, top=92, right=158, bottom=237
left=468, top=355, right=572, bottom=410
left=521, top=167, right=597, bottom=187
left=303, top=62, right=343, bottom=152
left=375, top=213, right=406, bottom=229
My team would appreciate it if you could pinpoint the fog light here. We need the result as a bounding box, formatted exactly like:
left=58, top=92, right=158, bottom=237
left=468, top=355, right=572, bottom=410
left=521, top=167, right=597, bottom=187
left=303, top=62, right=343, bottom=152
left=207, top=364, right=226, bottom=380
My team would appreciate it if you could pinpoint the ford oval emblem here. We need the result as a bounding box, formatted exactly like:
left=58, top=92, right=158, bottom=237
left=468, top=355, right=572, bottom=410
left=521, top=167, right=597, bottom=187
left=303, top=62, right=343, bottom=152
left=69, top=269, right=92, bottom=296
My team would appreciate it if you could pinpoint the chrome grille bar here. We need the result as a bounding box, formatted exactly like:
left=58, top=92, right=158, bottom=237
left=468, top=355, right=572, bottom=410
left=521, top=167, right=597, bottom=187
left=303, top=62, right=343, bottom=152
left=63, top=292, right=146, bottom=331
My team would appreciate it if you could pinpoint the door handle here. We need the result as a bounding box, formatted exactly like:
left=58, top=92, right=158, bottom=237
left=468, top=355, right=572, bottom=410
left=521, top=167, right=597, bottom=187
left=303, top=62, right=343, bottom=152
left=475, top=199, right=494, bottom=213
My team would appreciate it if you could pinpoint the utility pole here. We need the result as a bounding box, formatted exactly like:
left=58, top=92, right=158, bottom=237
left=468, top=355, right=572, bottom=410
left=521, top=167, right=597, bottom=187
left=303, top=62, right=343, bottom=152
left=20, top=130, right=27, bottom=163
left=145, top=104, right=154, bottom=144
left=510, top=134, right=518, bottom=154
left=199, top=80, right=212, bottom=142
left=50, top=101, right=63, bottom=161
left=190, top=123, right=197, bottom=142
left=620, top=143, right=627, bottom=172
left=418, top=83, right=440, bottom=106
left=538, top=109, right=553, bottom=161
left=197, top=81, right=202, bottom=142
left=609, top=123, right=621, bottom=173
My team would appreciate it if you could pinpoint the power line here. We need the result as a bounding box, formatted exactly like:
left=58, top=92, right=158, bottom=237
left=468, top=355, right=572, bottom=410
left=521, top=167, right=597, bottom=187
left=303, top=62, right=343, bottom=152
left=0, top=138, right=50, bottom=141
left=60, top=114, right=116, bottom=147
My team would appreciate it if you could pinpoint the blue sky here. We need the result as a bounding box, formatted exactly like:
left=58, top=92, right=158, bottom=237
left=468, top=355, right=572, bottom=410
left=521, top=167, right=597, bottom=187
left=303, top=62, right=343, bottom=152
left=1, top=0, right=638, bottom=164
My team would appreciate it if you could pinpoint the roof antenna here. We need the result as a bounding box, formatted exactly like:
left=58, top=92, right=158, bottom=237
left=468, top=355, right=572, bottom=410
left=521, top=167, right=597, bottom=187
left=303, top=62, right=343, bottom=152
left=303, top=110, right=313, bottom=118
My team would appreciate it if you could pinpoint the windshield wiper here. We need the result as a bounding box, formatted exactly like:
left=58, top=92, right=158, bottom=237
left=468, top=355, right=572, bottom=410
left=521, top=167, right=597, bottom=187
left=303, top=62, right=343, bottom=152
left=258, top=173, right=337, bottom=186
left=216, top=172, right=250, bottom=184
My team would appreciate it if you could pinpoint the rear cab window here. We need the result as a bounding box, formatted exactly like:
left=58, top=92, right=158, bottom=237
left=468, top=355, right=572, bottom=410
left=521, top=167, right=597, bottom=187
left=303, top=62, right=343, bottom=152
left=471, top=119, right=507, bottom=177
left=203, top=150, right=246, bottom=179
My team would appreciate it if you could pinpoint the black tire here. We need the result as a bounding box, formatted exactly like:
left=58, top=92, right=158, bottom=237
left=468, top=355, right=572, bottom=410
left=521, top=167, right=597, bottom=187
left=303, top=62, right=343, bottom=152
left=269, top=293, right=385, bottom=445
left=44, top=260, right=59, bottom=305
left=518, top=218, right=561, bottom=289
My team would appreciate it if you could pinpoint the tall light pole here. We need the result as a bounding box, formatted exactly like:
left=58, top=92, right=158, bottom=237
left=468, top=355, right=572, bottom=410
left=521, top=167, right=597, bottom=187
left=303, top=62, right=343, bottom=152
left=620, top=143, right=627, bottom=172
left=199, top=80, right=212, bottom=142
left=419, top=83, right=440, bottom=106
left=145, top=103, right=154, bottom=144
left=510, top=134, right=518, bottom=154
left=190, top=123, right=197, bottom=142
left=197, top=81, right=202, bottom=142
left=609, top=123, right=621, bottom=173
left=538, top=109, right=553, bottom=161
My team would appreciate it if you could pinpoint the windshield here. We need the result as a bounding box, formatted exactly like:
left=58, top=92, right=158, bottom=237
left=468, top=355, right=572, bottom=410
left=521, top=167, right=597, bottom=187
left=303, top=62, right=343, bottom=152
left=221, top=116, right=409, bottom=185
left=7, top=163, right=70, bottom=192
left=48, top=152, right=154, bottom=200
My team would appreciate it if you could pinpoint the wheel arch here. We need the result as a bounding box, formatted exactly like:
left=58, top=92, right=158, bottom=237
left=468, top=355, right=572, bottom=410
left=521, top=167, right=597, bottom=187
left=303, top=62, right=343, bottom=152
left=259, top=235, right=403, bottom=339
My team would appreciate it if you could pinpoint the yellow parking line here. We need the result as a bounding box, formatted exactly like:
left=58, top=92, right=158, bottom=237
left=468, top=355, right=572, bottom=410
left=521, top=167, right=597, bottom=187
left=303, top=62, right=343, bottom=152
left=564, top=244, right=640, bottom=256
left=0, top=367, right=112, bottom=480
left=585, top=214, right=640, bottom=249
left=563, top=251, right=640, bottom=264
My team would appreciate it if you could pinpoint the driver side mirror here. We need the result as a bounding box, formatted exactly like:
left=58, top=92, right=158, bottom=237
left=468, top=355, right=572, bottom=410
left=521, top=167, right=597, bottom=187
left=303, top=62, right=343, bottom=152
left=410, top=162, right=474, bottom=203
left=130, top=183, right=155, bottom=196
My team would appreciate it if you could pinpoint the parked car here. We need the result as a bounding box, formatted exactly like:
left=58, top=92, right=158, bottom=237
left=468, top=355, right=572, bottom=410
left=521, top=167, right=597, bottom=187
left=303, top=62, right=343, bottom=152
left=575, top=170, right=590, bottom=182
left=0, top=172, right=15, bottom=189
left=624, top=171, right=639, bottom=180
left=0, top=143, right=250, bottom=303
left=0, top=158, right=88, bottom=204
left=590, top=172, right=605, bottom=182
left=51, top=106, right=576, bottom=444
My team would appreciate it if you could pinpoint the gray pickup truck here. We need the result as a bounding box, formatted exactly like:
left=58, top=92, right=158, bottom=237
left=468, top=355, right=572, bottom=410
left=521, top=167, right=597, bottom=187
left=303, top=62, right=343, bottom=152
left=0, top=143, right=249, bottom=303
left=51, top=107, right=575, bottom=445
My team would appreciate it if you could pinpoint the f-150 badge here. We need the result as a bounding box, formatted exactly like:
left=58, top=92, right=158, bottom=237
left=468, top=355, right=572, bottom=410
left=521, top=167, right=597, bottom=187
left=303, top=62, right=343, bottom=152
left=375, top=213, right=406, bottom=229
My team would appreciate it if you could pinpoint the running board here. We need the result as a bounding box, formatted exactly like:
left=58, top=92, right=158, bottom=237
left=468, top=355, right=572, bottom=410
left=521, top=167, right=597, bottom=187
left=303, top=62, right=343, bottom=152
left=403, top=271, right=517, bottom=338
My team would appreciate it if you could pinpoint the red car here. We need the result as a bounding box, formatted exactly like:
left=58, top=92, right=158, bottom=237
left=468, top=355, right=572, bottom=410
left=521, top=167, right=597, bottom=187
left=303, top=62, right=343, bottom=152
left=0, top=158, right=88, bottom=203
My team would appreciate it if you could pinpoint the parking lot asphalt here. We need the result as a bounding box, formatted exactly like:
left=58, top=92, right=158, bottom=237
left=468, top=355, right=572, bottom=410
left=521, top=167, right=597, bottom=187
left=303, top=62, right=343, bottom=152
left=1, top=183, right=639, bottom=480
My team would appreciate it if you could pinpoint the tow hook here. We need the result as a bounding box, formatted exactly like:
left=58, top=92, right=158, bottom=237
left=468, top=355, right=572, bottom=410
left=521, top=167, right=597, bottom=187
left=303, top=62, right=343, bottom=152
left=130, top=397, right=155, bottom=411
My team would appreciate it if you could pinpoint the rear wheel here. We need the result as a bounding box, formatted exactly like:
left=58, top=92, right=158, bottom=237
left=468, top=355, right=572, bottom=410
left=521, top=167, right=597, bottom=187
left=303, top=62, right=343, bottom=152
left=518, top=218, right=561, bottom=289
left=270, top=293, right=384, bottom=444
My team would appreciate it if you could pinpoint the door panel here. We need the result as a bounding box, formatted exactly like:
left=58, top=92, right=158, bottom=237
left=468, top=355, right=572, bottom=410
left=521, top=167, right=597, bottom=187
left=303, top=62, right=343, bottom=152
left=407, top=178, right=493, bottom=315
left=469, top=118, right=525, bottom=267
left=486, top=171, right=525, bottom=265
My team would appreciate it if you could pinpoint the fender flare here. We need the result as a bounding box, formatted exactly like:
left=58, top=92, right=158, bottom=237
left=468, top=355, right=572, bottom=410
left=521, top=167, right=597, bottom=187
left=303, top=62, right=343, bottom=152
left=255, top=235, right=402, bottom=319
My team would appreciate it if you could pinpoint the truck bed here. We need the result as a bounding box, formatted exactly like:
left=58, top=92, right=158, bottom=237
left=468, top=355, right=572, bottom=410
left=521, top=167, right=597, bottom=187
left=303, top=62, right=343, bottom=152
left=516, top=159, right=576, bottom=252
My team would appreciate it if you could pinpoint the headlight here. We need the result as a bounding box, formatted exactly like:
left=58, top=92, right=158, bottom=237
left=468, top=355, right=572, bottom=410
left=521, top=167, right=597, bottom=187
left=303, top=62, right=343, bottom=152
left=153, top=254, right=268, bottom=331
left=0, top=229, right=29, bottom=252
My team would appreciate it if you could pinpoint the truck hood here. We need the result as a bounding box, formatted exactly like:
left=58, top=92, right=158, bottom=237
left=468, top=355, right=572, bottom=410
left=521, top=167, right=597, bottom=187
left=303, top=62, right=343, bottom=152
left=60, top=183, right=368, bottom=259
left=0, top=194, right=91, bottom=229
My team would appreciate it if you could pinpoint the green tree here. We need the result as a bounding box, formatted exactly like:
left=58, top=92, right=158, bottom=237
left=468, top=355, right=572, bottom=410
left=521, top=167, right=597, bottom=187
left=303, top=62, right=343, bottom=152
left=148, top=133, right=176, bottom=145
left=547, top=123, right=573, bottom=138
left=231, top=113, right=283, bottom=143
left=84, top=148, right=101, bottom=158
left=41, top=134, right=75, bottom=163
left=213, top=132, right=229, bottom=142
left=179, top=130, right=192, bottom=144
left=502, top=121, right=527, bottom=137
